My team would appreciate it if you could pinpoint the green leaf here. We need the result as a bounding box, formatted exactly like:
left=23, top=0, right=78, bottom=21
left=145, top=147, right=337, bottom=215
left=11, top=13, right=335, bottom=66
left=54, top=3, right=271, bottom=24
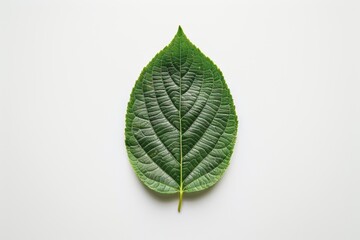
left=125, top=26, right=238, bottom=212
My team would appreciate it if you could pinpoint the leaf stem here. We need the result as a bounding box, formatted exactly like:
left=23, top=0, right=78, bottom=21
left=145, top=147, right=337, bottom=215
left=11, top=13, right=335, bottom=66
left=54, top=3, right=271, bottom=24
left=178, top=190, right=183, bottom=212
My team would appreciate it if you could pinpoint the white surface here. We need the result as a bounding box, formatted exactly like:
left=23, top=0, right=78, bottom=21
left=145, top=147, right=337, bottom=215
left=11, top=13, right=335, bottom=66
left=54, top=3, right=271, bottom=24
left=1, top=0, right=360, bottom=239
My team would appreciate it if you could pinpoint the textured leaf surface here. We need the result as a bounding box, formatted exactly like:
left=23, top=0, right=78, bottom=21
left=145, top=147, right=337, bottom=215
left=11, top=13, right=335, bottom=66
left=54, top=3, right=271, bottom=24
left=125, top=27, right=238, bottom=211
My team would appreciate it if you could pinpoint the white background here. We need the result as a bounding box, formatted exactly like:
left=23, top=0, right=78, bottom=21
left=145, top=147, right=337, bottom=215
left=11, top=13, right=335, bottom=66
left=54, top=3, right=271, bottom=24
left=1, top=0, right=360, bottom=239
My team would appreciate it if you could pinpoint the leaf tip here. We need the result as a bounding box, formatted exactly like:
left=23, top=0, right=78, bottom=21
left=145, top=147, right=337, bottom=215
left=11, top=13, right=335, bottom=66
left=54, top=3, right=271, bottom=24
left=177, top=25, right=184, bottom=35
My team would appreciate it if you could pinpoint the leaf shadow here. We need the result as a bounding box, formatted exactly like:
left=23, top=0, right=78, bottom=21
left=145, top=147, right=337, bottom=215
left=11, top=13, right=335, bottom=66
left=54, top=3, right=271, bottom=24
left=183, top=186, right=217, bottom=202
left=140, top=183, right=177, bottom=202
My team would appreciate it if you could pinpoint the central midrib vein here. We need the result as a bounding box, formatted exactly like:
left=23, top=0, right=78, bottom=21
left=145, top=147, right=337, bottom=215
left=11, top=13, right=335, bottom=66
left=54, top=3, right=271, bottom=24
left=178, top=33, right=184, bottom=213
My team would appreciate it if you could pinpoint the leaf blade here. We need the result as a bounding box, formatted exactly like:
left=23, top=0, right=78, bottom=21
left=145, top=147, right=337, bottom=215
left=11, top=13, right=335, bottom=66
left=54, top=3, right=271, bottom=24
left=125, top=27, right=238, bottom=210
